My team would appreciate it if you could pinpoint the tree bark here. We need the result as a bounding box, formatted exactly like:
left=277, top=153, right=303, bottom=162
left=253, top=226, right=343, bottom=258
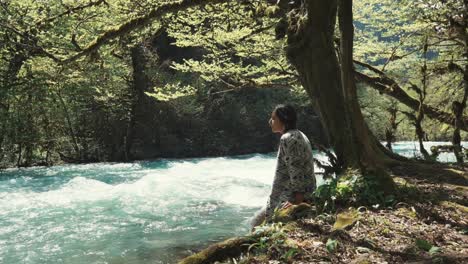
left=452, top=0, right=468, bottom=164
left=451, top=64, right=467, bottom=164
left=283, top=0, right=395, bottom=192
left=415, top=39, right=430, bottom=160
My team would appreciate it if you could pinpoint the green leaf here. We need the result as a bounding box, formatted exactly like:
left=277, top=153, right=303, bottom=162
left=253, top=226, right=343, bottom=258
left=333, top=209, right=359, bottom=230
left=440, top=124, right=450, bottom=132
left=415, top=238, right=432, bottom=251
left=281, top=248, right=299, bottom=260
left=326, top=238, right=338, bottom=253
left=429, top=246, right=440, bottom=255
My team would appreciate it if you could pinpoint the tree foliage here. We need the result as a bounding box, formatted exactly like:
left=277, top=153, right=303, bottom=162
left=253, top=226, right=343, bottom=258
left=0, top=0, right=466, bottom=167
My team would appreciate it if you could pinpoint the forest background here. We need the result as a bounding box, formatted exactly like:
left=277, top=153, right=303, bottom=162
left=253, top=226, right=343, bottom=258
left=0, top=0, right=466, bottom=168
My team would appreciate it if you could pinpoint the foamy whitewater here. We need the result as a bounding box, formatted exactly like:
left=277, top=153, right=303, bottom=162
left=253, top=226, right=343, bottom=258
left=0, top=142, right=464, bottom=263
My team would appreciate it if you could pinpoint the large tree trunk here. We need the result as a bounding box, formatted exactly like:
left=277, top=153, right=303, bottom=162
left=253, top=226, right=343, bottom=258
left=452, top=1, right=468, bottom=164
left=451, top=62, right=467, bottom=165
left=283, top=0, right=395, bottom=191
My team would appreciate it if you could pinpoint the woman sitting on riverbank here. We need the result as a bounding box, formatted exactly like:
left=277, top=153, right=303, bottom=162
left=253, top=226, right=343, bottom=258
left=253, top=104, right=316, bottom=226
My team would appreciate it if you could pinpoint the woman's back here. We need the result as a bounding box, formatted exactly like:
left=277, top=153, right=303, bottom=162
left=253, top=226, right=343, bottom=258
left=266, top=129, right=316, bottom=218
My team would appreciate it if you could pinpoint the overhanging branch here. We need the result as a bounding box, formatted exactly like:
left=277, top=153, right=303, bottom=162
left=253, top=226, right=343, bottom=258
left=354, top=61, right=467, bottom=132
left=61, top=0, right=231, bottom=64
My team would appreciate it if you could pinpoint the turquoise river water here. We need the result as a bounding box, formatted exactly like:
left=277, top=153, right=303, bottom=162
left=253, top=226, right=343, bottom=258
left=0, top=142, right=464, bottom=263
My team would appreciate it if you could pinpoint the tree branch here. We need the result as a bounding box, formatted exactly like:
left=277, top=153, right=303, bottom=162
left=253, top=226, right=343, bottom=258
left=354, top=64, right=468, bottom=132
left=36, top=0, right=108, bottom=29
left=61, top=0, right=231, bottom=64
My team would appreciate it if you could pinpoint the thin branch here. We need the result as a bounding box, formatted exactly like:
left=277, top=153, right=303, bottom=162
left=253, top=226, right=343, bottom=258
left=35, top=0, right=108, bottom=29
left=239, top=24, right=275, bottom=42
left=381, top=32, right=416, bottom=71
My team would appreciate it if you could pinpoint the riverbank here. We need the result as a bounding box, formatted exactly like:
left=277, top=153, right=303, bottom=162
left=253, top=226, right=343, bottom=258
left=179, top=163, right=468, bottom=263
left=1, top=140, right=465, bottom=170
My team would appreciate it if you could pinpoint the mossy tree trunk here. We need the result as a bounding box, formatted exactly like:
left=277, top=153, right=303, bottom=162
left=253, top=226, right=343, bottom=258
left=282, top=0, right=396, bottom=192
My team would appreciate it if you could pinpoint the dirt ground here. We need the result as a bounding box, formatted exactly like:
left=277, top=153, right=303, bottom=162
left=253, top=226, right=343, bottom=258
left=221, top=164, right=468, bottom=264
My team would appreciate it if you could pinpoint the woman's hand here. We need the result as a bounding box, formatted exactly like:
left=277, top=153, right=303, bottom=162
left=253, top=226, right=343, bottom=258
left=281, top=192, right=305, bottom=209
left=281, top=201, right=293, bottom=209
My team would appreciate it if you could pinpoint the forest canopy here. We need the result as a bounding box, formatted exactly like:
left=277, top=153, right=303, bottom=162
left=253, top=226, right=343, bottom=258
left=0, top=0, right=466, bottom=168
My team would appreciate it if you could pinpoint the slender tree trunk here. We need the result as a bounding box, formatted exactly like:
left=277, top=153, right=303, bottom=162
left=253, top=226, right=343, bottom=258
left=385, top=102, right=399, bottom=152
left=283, top=0, right=395, bottom=192
left=16, top=143, right=22, bottom=167
left=125, top=44, right=150, bottom=160
left=0, top=105, right=8, bottom=162
left=55, top=89, right=81, bottom=158
left=23, top=94, right=34, bottom=166
left=416, top=38, right=430, bottom=160
left=39, top=104, right=54, bottom=165
left=400, top=110, right=430, bottom=160
left=385, top=130, right=393, bottom=151
left=415, top=121, right=429, bottom=159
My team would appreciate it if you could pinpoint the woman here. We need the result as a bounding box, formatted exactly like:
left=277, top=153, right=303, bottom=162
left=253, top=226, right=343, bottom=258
left=265, top=104, right=316, bottom=220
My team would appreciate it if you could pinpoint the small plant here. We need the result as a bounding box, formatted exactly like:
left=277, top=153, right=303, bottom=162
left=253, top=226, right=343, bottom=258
left=248, top=236, right=270, bottom=252
left=313, top=178, right=338, bottom=212
left=249, top=222, right=287, bottom=253
left=313, top=169, right=398, bottom=212
left=280, top=247, right=300, bottom=262
left=313, top=171, right=357, bottom=212
left=415, top=238, right=440, bottom=255
left=248, top=222, right=302, bottom=262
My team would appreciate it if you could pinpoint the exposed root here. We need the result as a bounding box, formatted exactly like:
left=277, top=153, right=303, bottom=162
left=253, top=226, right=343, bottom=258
left=178, top=236, right=257, bottom=264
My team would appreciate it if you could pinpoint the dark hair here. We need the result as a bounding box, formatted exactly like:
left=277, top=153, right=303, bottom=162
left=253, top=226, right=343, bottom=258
left=274, top=104, right=297, bottom=132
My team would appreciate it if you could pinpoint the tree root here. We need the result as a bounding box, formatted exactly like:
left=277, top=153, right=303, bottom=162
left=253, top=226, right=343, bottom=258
left=178, top=203, right=313, bottom=264
left=178, top=236, right=257, bottom=264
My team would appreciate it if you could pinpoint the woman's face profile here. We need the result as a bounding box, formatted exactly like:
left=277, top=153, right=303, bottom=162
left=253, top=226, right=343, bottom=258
left=269, top=111, right=285, bottom=133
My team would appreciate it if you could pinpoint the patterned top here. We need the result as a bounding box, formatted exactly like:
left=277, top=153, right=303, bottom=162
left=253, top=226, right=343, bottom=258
left=266, top=129, right=316, bottom=218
